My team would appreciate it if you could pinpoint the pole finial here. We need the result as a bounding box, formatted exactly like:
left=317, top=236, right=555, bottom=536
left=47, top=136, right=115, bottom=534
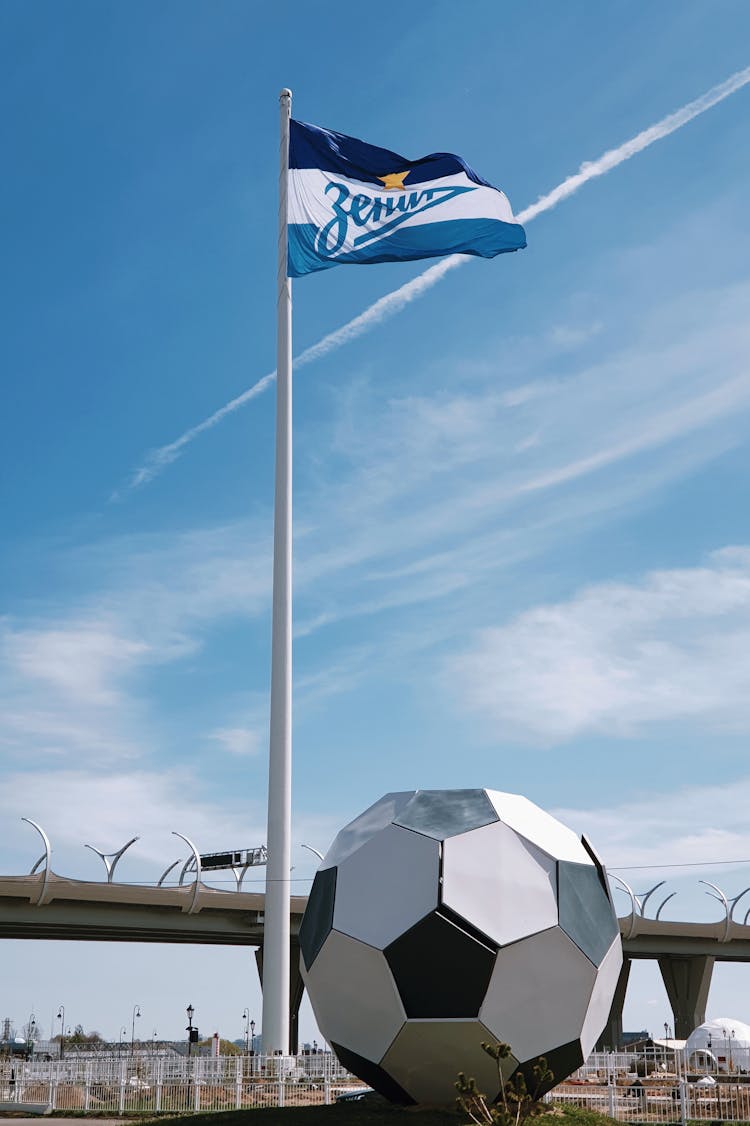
left=279, top=88, right=292, bottom=101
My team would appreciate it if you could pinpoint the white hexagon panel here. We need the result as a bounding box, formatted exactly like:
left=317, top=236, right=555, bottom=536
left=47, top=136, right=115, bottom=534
left=300, top=788, right=622, bottom=1105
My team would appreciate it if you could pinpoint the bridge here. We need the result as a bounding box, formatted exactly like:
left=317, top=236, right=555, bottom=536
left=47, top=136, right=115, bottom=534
left=3, top=824, right=750, bottom=1051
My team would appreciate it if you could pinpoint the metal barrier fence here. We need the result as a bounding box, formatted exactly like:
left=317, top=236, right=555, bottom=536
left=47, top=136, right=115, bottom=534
left=551, top=1079, right=750, bottom=1124
left=0, top=1053, right=360, bottom=1113
left=5, top=1049, right=750, bottom=1119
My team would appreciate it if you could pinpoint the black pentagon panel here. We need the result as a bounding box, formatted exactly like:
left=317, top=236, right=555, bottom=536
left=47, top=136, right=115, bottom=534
left=513, top=1038, right=584, bottom=1097
left=393, top=789, right=498, bottom=840
left=331, top=1041, right=415, bottom=1105
left=581, top=834, right=613, bottom=905
left=299, top=866, right=336, bottom=971
left=558, top=861, right=619, bottom=967
left=385, top=909, right=496, bottom=1018
left=439, top=903, right=501, bottom=952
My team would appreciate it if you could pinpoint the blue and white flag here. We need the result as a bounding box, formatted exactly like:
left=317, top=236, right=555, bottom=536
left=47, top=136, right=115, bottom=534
left=287, top=120, right=526, bottom=278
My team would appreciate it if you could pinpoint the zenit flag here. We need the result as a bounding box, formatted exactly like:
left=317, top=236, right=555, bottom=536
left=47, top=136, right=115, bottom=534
left=287, top=120, right=526, bottom=278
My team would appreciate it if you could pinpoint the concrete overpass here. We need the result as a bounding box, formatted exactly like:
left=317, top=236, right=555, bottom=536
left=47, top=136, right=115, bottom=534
left=0, top=872, right=306, bottom=944
left=0, top=871, right=308, bottom=1051
left=1, top=869, right=748, bottom=1049
left=600, top=913, right=750, bottom=1048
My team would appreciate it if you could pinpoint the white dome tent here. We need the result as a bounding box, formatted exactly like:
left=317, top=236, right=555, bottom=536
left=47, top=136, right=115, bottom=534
left=686, top=1018, right=750, bottom=1073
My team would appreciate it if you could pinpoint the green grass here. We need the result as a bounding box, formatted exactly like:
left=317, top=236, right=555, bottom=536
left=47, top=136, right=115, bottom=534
left=555, top=1106, right=618, bottom=1126
left=136, top=1104, right=460, bottom=1126
left=131, top=1097, right=625, bottom=1126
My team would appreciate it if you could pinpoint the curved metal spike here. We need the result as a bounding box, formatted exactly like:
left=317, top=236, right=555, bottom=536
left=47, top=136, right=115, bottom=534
left=700, top=879, right=731, bottom=942
left=655, top=892, right=677, bottom=921
left=21, top=819, right=52, bottom=906
left=301, top=844, right=325, bottom=862
left=610, top=875, right=638, bottom=939
left=172, top=832, right=202, bottom=914
left=729, top=887, right=750, bottom=922
left=178, top=856, right=197, bottom=886
left=637, top=881, right=666, bottom=917
left=743, top=905, right=750, bottom=927
left=83, top=836, right=139, bottom=883
left=157, top=859, right=182, bottom=887
left=231, top=863, right=252, bottom=892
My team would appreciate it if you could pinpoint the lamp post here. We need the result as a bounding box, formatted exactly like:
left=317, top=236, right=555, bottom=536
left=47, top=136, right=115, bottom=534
left=250, top=1020, right=255, bottom=1055
left=131, top=1005, right=141, bottom=1055
left=119, top=1026, right=127, bottom=1059
left=56, top=1006, right=65, bottom=1060
left=186, top=1005, right=195, bottom=1058
left=242, top=1009, right=250, bottom=1055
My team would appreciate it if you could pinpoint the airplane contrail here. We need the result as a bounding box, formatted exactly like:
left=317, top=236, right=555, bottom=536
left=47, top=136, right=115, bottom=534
left=122, top=64, right=750, bottom=494
left=122, top=255, right=462, bottom=491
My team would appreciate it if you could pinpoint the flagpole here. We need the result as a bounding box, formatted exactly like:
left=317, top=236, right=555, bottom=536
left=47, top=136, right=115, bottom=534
left=262, top=86, right=293, bottom=1056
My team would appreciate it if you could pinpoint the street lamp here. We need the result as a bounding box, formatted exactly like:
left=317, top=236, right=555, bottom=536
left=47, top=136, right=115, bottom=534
left=186, top=1005, right=195, bottom=1057
left=663, top=1023, right=673, bottom=1072
left=131, top=1005, right=141, bottom=1055
left=119, top=1026, right=127, bottom=1058
left=242, top=1009, right=250, bottom=1054
left=250, top=1019, right=255, bottom=1055
left=56, top=1006, right=65, bottom=1059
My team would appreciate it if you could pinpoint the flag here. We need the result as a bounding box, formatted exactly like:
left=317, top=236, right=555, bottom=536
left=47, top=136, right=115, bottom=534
left=287, top=120, right=526, bottom=278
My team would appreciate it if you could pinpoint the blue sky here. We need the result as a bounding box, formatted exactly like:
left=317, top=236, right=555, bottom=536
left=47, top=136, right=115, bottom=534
left=2, top=0, right=750, bottom=1046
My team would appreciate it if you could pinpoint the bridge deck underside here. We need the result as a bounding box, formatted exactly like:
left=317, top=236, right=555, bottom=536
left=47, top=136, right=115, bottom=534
left=0, top=897, right=281, bottom=944
left=1, top=873, right=749, bottom=963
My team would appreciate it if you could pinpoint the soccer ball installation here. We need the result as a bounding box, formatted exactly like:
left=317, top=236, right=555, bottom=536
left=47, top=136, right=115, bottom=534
left=300, top=788, right=622, bottom=1105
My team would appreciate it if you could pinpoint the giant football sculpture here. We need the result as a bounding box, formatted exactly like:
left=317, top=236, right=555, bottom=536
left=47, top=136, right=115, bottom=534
left=300, top=789, right=622, bottom=1105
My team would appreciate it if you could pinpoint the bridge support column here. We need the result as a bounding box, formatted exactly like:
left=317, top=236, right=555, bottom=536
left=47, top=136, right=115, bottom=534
left=658, top=954, right=714, bottom=1039
left=596, top=956, right=631, bottom=1050
left=255, top=942, right=305, bottom=1054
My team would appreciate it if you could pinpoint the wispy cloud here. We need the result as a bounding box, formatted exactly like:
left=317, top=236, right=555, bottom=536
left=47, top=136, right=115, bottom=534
left=0, top=765, right=348, bottom=890
left=209, top=726, right=262, bottom=756
left=448, top=547, right=750, bottom=744
left=5, top=623, right=150, bottom=707
left=119, top=65, right=750, bottom=493
left=120, top=257, right=463, bottom=494
left=0, top=522, right=272, bottom=765
left=287, top=277, right=750, bottom=634
left=9, top=273, right=750, bottom=772
left=554, top=776, right=750, bottom=888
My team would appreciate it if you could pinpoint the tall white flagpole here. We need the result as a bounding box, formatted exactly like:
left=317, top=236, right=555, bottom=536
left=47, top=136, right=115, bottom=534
left=262, top=87, right=293, bottom=1055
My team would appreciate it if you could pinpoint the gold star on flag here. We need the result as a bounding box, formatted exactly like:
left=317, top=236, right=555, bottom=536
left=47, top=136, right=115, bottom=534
left=378, top=171, right=410, bottom=191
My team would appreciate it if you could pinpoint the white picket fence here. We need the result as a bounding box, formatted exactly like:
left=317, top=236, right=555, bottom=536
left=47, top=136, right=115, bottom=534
left=4, top=1048, right=750, bottom=1119
left=551, top=1078, right=750, bottom=1123
left=0, top=1053, right=360, bottom=1113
